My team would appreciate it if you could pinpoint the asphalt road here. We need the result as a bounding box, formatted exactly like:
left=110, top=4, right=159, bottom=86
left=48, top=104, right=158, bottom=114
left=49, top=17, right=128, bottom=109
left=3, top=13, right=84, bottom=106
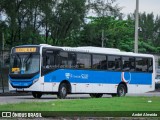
left=0, top=92, right=160, bottom=105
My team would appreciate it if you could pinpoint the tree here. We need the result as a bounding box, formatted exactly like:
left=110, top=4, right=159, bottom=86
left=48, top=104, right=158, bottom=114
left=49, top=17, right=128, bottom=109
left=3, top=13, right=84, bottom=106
left=127, top=12, right=160, bottom=53
left=48, top=0, right=86, bottom=45
left=78, top=17, right=135, bottom=51
left=0, top=0, right=87, bottom=47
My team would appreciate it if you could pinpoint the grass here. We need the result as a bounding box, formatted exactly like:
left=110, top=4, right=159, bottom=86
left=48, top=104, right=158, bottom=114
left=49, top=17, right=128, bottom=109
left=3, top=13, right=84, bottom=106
left=0, top=96, right=160, bottom=111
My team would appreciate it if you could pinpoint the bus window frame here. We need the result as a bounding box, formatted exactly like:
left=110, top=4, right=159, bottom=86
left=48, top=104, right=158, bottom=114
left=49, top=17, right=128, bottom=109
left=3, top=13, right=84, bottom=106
left=148, top=58, right=153, bottom=73
left=122, top=56, right=136, bottom=72
left=41, top=48, right=62, bottom=76
left=58, top=51, right=77, bottom=69
left=41, top=48, right=154, bottom=75
left=76, top=52, right=92, bottom=69
left=92, top=54, right=107, bottom=70
left=107, top=55, right=122, bottom=71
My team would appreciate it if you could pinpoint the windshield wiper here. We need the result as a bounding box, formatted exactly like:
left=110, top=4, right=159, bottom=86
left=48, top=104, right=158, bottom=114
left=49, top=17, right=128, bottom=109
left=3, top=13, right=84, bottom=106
left=16, top=54, right=22, bottom=66
left=24, top=53, right=32, bottom=64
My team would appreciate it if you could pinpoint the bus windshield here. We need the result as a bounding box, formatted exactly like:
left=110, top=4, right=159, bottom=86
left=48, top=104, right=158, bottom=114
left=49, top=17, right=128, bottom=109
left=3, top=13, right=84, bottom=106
left=10, top=53, right=40, bottom=74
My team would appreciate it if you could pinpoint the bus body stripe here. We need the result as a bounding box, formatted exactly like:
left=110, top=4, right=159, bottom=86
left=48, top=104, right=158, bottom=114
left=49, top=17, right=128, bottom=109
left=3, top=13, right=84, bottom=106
left=9, top=74, right=40, bottom=87
left=44, top=69, right=152, bottom=85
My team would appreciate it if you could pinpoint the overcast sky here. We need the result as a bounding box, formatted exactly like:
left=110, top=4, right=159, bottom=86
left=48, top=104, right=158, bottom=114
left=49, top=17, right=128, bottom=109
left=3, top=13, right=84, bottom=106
left=116, top=0, right=160, bottom=16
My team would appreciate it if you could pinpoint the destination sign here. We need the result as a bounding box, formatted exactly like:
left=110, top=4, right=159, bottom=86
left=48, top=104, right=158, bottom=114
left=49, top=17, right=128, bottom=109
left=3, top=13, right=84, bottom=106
left=15, top=48, right=37, bottom=53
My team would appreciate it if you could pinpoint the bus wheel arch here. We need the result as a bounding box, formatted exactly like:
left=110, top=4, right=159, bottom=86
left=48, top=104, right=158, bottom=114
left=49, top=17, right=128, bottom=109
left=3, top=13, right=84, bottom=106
left=57, top=80, right=71, bottom=99
left=117, top=82, right=128, bottom=97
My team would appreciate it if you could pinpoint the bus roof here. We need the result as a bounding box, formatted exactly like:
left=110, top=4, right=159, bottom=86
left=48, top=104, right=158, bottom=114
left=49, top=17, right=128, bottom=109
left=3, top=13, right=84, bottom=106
left=15, top=44, right=154, bottom=58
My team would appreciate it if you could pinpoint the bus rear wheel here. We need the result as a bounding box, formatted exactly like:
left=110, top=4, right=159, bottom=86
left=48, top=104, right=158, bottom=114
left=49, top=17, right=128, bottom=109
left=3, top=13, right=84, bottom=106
left=57, top=83, right=67, bottom=99
left=117, top=84, right=126, bottom=97
left=90, top=93, right=103, bottom=98
left=32, top=92, right=42, bottom=99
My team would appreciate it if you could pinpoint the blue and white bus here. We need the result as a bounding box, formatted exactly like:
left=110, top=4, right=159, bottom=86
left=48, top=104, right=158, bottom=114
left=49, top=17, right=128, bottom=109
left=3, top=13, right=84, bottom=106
left=9, top=44, right=155, bottom=99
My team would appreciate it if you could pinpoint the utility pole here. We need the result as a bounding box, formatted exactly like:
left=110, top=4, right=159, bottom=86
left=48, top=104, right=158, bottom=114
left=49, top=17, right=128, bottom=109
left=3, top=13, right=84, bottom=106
left=2, top=32, right=4, bottom=66
left=1, top=32, right=4, bottom=93
left=0, top=14, right=4, bottom=93
left=2, top=32, right=4, bottom=51
left=134, top=0, right=139, bottom=53
left=101, top=6, right=105, bottom=48
left=101, top=29, right=104, bottom=47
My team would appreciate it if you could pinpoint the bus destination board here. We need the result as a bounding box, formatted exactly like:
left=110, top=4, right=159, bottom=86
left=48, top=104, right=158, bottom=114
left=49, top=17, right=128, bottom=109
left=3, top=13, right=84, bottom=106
left=15, top=47, right=37, bottom=53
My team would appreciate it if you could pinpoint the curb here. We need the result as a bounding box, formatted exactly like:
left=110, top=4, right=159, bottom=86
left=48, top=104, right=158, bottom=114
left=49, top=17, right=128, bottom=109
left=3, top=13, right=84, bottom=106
left=0, top=92, right=31, bottom=96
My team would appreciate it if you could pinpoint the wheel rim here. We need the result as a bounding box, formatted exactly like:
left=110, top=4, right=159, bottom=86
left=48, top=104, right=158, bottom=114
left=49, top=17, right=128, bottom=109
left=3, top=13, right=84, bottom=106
left=61, top=86, right=67, bottom=96
left=119, top=87, right=125, bottom=96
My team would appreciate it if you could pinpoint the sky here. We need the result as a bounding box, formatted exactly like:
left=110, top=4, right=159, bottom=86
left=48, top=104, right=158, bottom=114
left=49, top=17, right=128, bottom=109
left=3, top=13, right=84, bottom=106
left=115, top=0, right=160, bottom=17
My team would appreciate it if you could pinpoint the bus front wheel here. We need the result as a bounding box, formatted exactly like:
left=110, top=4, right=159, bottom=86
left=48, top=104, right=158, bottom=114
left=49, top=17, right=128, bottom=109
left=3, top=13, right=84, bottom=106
left=117, top=84, right=126, bottom=97
left=32, top=92, right=42, bottom=99
left=57, top=83, right=67, bottom=99
left=90, top=93, right=103, bottom=98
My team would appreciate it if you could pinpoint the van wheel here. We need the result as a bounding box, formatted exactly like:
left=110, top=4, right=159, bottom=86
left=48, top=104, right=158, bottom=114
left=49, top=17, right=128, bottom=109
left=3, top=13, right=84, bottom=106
left=117, top=84, right=126, bottom=97
left=32, top=92, right=42, bottom=98
left=90, top=93, right=103, bottom=98
left=57, top=83, right=67, bottom=99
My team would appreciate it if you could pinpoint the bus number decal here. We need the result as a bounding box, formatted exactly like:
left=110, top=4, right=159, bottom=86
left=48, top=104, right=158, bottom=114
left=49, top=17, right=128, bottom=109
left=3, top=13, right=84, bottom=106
left=65, top=73, right=89, bottom=79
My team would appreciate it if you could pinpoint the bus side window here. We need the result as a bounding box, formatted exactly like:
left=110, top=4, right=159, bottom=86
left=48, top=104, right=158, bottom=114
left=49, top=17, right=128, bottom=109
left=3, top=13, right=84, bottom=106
left=108, top=56, right=121, bottom=71
left=115, top=57, right=121, bottom=71
left=58, top=52, right=68, bottom=68
left=68, top=53, right=76, bottom=68
left=135, top=58, right=148, bottom=72
left=77, top=53, right=91, bottom=69
left=122, top=57, right=130, bottom=71
left=148, top=58, right=153, bottom=72
left=92, top=54, right=106, bottom=70
left=142, top=58, right=148, bottom=72
left=43, top=57, right=50, bottom=68
left=136, top=58, right=143, bottom=72
left=58, top=52, right=76, bottom=68
left=108, top=56, right=115, bottom=70
left=129, top=57, right=135, bottom=71
left=42, top=50, right=55, bottom=69
left=42, top=54, right=47, bottom=68
left=122, top=57, right=135, bottom=71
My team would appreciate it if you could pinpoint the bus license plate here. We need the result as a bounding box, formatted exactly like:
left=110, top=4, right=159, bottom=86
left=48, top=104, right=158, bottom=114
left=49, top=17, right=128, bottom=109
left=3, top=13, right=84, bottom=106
left=16, top=88, right=24, bottom=91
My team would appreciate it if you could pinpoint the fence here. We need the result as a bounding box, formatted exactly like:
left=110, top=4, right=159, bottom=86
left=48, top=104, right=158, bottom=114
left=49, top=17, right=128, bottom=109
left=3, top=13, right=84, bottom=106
left=0, top=50, right=10, bottom=93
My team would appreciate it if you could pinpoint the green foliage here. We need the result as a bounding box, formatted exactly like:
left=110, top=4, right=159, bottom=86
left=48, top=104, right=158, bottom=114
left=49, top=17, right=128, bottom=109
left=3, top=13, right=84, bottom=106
left=0, top=0, right=160, bottom=54
left=0, top=0, right=87, bottom=48
left=128, top=12, right=160, bottom=53
left=0, top=97, right=160, bottom=111
left=78, top=17, right=135, bottom=51
left=139, top=41, right=156, bottom=53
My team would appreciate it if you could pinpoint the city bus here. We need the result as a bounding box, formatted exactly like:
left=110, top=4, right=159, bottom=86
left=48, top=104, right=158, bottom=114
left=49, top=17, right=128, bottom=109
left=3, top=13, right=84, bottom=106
left=9, top=44, right=155, bottom=99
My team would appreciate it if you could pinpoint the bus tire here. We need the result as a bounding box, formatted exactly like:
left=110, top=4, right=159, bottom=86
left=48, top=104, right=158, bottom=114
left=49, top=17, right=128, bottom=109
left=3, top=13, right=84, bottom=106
left=90, top=93, right=103, bottom=98
left=57, top=83, right=67, bottom=99
left=32, top=92, right=42, bottom=99
left=117, top=84, right=126, bottom=97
